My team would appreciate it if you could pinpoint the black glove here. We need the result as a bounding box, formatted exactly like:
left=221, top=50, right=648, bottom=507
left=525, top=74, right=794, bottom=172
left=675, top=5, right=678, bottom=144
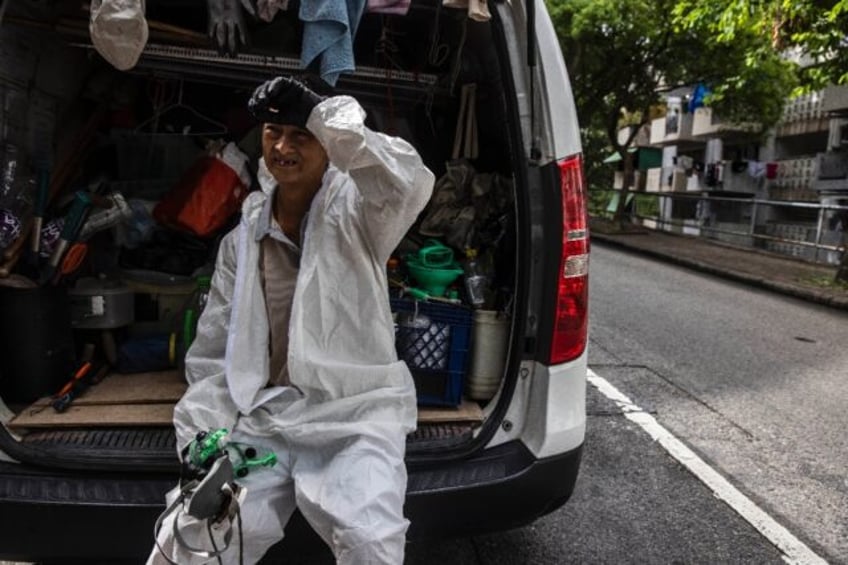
left=247, top=76, right=324, bottom=129
left=206, top=0, right=248, bottom=57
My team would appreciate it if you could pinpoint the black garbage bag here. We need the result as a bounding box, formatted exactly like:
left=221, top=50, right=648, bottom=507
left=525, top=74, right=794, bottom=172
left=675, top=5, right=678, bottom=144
left=120, top=229, right=214, bottom=276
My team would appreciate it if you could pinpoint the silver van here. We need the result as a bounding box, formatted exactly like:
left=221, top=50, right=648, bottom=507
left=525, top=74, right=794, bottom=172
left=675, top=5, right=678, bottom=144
left=0, top=0, right=588, bottom=560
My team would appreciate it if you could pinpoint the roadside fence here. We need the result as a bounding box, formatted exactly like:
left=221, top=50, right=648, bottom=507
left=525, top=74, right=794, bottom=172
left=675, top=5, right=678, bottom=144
left=590, top=189, right=848, bottom=265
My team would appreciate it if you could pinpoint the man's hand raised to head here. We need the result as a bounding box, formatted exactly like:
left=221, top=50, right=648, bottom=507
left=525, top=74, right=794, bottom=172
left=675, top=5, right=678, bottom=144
left=248, top=77, right=325, bottom=129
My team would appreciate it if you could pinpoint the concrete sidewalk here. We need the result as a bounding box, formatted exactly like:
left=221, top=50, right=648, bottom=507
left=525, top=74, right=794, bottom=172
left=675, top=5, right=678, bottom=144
left=589, top=218, right=848, bottom=311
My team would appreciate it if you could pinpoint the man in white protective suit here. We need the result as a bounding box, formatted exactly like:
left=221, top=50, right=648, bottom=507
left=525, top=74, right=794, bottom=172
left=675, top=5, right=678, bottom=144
left=148, top=76, right=435, bottom=565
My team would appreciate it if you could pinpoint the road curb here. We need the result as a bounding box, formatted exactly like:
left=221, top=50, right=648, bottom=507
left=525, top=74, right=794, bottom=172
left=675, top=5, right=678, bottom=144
left=592, top=233, right=848, bottom=312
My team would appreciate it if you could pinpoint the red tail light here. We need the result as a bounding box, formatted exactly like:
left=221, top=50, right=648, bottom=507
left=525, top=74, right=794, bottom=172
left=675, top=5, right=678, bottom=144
left=550, top=154, right=589, bottom=364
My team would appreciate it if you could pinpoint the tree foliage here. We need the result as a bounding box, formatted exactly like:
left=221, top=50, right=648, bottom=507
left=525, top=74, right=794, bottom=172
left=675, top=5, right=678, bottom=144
left=674, top=1, right=848, bottom=89
left=548, top=0, right=847, bottom=273
left=549, top=0, right=847, bottom=158
left=547, top=0, right=801, bottom=160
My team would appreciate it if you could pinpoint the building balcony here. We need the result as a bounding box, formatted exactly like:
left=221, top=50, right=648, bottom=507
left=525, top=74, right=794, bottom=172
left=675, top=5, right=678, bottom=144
left=645, top=167, right=662, bottom=192
left=613, top=170, right=646, bottom=191
left=821, top=84, right=848, bottom=116
left=617, top=124, right=651, bottom=148
left=649, top=113, right=696, bottom=146
left=645, top=167, right=697, bottom=192
left=690, top=107, right=759, bottom=139
left=776, top=90, right=830, bottom=137
left=776, top=118, right=830, bottom=137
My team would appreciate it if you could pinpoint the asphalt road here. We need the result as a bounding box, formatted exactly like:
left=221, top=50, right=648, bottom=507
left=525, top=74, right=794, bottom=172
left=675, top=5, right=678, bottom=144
left=588, top=242, right=848, bottom=563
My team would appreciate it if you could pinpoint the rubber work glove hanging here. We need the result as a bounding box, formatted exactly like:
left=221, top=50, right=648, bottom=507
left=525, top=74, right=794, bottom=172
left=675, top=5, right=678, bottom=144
left=239, top=0, right=258, bottom=18
left=247, top=76, right=324, bottom=129
left=206, top=0, right=249, bottom=57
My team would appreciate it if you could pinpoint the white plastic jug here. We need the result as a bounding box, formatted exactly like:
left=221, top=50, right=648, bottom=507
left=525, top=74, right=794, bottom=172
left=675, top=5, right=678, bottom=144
left=467, top=310, right=509, bottom=400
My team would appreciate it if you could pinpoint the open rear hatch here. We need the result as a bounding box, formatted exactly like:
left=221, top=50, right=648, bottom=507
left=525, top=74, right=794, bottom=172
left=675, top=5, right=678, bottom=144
left=0, top=0, right=528, bottom=472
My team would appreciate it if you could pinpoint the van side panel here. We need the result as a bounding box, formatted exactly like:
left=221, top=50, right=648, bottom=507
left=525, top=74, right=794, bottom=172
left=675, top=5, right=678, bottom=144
left=485, top=3, right=587, bottom=459
left=497, top=1, right=582, bottom=163
left=485, top=354, right=587, bottom=458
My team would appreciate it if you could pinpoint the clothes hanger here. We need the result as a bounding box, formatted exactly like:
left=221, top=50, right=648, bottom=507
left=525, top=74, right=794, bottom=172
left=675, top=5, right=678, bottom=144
left=134, top=80, right=228, bottom=136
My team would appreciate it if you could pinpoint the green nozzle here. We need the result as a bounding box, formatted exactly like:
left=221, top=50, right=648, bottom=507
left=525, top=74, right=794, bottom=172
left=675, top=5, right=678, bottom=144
left=191, top=428, right=229, bottom=466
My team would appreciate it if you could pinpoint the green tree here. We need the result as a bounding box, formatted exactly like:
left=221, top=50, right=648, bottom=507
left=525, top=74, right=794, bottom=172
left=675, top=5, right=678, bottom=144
left=547, top=0, right=797, bottom=222
left=674, top=1, right=848, bottom=90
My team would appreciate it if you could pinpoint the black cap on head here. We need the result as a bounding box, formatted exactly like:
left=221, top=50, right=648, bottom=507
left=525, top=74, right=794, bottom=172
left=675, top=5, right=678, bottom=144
left=248, top=76, right=325, bottom=129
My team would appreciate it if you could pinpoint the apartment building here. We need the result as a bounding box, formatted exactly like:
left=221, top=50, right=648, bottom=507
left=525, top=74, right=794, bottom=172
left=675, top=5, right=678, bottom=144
left=613, top=85, right=848, bottom=265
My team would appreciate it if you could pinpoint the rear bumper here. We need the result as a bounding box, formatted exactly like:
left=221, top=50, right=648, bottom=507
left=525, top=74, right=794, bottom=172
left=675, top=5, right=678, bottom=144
left=406, top=441, right=582, bottom=539
left=0, top=440, right=582, bottom=561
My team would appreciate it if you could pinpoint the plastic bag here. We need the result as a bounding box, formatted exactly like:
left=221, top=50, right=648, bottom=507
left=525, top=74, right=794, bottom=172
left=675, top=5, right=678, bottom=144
left=89, top=0, right=149, bottom=71
left=154, top=144, right=250, bottom=238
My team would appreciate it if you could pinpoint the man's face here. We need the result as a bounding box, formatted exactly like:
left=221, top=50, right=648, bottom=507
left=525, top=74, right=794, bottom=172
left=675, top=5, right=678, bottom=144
left=261, top=123, right=329, bottom=192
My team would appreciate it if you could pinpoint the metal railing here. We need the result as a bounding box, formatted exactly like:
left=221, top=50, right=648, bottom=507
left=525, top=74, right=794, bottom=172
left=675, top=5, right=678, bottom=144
left=591, top=189, right=848, bottom=265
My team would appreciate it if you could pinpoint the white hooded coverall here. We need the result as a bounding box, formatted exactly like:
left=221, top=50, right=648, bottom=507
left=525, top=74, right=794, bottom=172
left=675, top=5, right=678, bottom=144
left=148, top=95, right=435, bottom=564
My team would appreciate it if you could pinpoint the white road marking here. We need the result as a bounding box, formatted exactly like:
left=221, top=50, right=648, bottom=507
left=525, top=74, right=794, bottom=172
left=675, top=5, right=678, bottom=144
left=587, top=369, right=828, bottom=565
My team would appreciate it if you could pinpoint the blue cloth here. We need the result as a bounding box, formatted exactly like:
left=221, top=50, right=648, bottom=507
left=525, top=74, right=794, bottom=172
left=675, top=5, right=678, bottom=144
left=299, top=0, right=367, bottom=86
left=688, top=83, right=711, bottom=113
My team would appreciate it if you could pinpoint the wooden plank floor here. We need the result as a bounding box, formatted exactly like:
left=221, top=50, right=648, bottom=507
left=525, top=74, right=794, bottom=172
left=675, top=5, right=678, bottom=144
left=9, top=370, right=484, bottom=430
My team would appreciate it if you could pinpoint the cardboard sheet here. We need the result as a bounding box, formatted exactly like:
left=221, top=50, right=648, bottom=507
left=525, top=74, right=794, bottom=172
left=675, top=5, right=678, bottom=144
left=60, top=370, right=187, bottom=405
left=417, top=400, right=483, bottom=424
left=9, top=403, right=175, bottom=429
left=8, top=370, right=186, bottom=429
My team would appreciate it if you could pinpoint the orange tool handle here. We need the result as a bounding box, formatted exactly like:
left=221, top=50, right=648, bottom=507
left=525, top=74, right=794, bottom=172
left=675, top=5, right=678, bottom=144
left=54, top=361, right=92, bottom=398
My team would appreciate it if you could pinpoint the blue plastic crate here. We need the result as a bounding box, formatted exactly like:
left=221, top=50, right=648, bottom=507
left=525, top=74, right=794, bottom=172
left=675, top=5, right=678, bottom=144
left=391, top=298, right=472, bottom=407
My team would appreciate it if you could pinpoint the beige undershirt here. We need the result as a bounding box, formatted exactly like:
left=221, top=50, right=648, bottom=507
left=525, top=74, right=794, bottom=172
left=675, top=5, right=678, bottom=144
left=259, top=234, right=300, bottom=387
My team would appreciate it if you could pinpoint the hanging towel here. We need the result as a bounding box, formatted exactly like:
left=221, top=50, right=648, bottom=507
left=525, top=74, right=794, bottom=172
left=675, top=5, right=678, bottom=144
left=747, top=160, right=766, bottom=179
left=367, top=0, right=410, bottom=15
left=765, top=162, right=778, bottom=180
left=300, top=0, right=367, bottom=86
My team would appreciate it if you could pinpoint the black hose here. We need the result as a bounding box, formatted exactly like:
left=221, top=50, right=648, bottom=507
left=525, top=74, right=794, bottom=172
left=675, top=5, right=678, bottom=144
left=206, top=519, right=224, bottom=565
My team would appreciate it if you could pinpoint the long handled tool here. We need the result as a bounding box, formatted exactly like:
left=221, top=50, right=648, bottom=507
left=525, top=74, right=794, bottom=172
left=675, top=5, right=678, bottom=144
left=38, top=191, right=92, bottom=285
left=28, top=168, right=50, bottom=259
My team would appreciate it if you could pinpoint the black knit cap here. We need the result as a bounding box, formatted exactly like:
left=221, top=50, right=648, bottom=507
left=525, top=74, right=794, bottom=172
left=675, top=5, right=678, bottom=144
left=247, top=76, right=325, bottom=129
